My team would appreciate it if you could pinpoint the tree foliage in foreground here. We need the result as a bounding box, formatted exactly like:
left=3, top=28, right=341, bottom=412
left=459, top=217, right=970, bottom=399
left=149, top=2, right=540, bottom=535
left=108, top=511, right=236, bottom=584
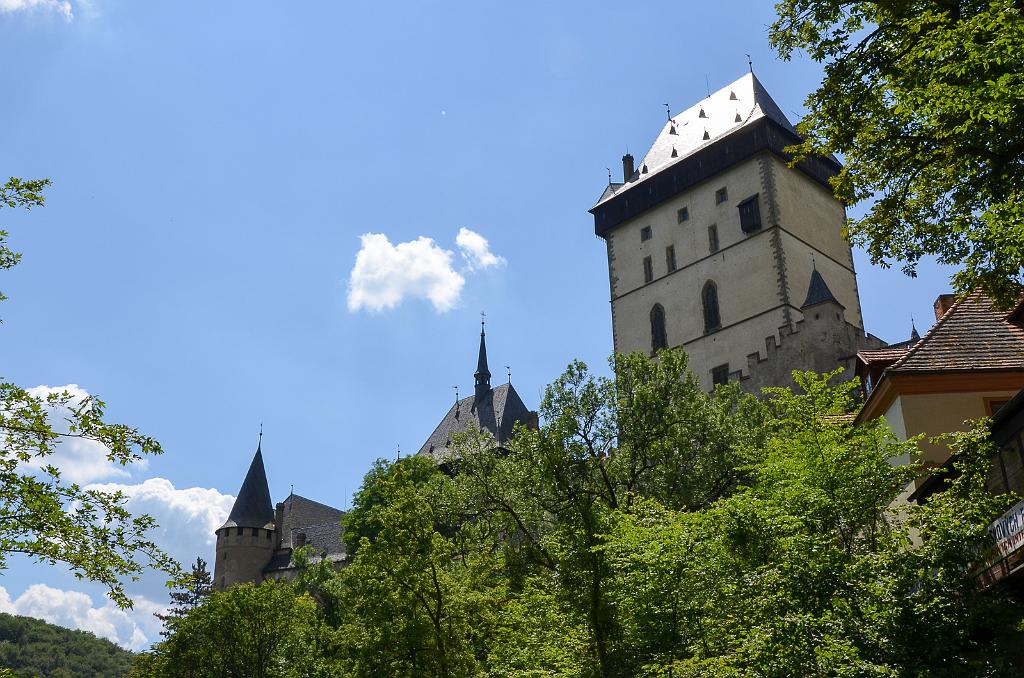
left=1, top=177, right=179, bottom=608
left=770, top=0, right=1024, bottom=306
left=139, top=350, right=1024, bottom=676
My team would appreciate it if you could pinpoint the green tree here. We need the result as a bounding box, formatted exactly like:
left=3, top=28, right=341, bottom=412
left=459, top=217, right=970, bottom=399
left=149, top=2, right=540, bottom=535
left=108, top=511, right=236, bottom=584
left=1, top=177, right=179, bottom=607
left=333, top=462, right=491, bottom=677
left=138, top=580, right=334, bottom=678
left=452, top=349, right=764, bottom=676
left=770, top=0, right=1024, bottom=305
left=155, top=557, right=213, bottom=638
left=606, top=372, right=1023, bottom=676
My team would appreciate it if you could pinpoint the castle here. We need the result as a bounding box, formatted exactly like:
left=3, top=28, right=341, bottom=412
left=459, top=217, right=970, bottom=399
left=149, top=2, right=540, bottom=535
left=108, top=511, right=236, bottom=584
left=214, top=72, right=900, bottom=590
left=213, top=325, right=535, bottom=589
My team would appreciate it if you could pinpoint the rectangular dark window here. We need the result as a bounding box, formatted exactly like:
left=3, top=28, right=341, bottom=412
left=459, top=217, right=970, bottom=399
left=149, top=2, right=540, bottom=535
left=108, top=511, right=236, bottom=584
left=708, top=224, right=719, bottom=253
left=711, top=364, right=730, bottom=386
left=677, top=206, right=689, bottom=223
left=715, top=187, right=728, bottom=204
left=666, top=245, right=677, bottom=272
left=640, top=225, right=652, bottom=242
left=643, top=256, right=653, bottom=283
left=738, top=194, right=762, bottom=233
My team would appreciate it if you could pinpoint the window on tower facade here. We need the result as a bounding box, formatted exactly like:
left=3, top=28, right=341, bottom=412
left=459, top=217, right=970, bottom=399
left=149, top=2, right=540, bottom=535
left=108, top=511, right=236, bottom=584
left=643, top=256, right=653, bottom=283
left=708, top=224, right=719, bottom=253
left=650, top=304, right=668, bottom=352
left=677, top=206, right=689, bottom=223
left=666, top=245, right=676, bottom=272
left=640, top=225, right=652, bottom=242
left=702, top=281, right=721, bottom=332
left=738, top=194, right=761, bottom=233
left=711, top=364, right=730, bottom=385
left=715, top=187, right=729, bottom=205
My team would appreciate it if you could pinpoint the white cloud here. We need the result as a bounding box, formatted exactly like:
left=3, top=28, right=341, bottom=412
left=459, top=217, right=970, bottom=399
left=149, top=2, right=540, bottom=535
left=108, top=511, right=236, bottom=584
left=347, top=233, right=466, bottom=313
left=0, top=583, right=165, bottom=650
left=19, top=384, right=144, bottom=484
left=456, top=228, right=506, bottom=271
left=0, top=0, right=74, bottom=20
left=86, top=477, right=235, bottom=562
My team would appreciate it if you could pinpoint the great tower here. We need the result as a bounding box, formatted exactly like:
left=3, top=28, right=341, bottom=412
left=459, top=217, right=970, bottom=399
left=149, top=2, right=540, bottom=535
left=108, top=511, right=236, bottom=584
left=591, top=72, right=883, bottom=390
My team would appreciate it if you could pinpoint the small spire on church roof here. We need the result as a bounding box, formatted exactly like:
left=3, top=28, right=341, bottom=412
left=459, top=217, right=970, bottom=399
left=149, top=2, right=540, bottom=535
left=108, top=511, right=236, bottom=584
left=474, top=314, right=491, bottom=405
left=911, top=317, right=921, bottom=342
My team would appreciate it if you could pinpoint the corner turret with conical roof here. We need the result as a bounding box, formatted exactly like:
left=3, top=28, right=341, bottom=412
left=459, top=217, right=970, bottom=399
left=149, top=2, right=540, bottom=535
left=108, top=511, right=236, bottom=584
left=214, top=437, right=278, bottom=590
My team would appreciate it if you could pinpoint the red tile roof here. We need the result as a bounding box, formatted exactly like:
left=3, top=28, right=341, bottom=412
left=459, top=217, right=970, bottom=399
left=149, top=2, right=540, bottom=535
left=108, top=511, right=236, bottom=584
left=889, top=292, right=1024, bottom=373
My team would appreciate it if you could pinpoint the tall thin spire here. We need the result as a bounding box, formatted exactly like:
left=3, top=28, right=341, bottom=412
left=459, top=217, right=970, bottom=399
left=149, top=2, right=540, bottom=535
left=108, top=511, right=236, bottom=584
left=474, top=313, right=491, bottom=404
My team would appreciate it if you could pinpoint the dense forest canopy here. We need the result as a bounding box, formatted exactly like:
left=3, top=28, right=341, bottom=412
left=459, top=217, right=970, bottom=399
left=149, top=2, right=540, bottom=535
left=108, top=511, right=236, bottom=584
left=0, top=612, right=134, bottom=678
left=132, top=351, right=1024, bottom=678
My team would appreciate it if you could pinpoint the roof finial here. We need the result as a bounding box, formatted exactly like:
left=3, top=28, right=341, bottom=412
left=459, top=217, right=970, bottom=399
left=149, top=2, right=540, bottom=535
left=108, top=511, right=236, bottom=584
left=664, top=103, right=671, bottom=120
left=705, top=74, right=710, bottom=98
left=911, top=316, right=921, bottom=341
left=811, top=252, right=817, bottom=270
left=505, top=365, right=511, bottom=384
left=257, top=422, right=263, bottom=451
left=606, top=167, right=612, bottom=183
left=747, top=53, right=753, bottom=73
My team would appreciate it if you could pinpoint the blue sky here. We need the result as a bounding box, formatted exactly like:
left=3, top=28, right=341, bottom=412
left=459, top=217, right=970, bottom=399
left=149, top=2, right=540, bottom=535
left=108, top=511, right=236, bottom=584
left=1, top=0, right=954, bottom=648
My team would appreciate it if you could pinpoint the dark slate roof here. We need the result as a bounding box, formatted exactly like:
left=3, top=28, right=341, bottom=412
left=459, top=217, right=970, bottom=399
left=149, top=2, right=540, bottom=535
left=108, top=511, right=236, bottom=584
left=802, top=269, right=843, bottom=309
left=417, top=382, right=531, bottom=461
left=277, top=494, right=345, bottom=551
left=889, top=291, right=1024, bottom=373
left=220, top=445, right=275, bottom=530
left=264, top=494, right=347, bottom=574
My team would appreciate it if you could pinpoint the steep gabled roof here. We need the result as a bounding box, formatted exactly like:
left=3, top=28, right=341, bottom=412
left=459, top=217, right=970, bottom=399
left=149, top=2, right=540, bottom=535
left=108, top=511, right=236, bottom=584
left=888, top=291, right=1024, bottom=373
left=594, top=72, right=797, bottom=208
left=220, top=445, right=275, bottom=530
left=417, top=382, right=531, bottom=462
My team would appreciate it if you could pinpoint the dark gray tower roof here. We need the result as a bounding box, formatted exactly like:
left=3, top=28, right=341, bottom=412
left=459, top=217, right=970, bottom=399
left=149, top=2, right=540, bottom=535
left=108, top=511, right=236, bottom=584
left=220, top=443, right=275, bottom=530
left=474, top=322, right=491, bottom=404
left=802, top=269, right=844, bottom=309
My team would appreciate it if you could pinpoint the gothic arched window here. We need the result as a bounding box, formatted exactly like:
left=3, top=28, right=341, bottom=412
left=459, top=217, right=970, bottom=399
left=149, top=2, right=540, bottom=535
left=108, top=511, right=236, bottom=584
left=702, top=281, right=721, bottom=333
left=650, top=304, right=668, bottom=353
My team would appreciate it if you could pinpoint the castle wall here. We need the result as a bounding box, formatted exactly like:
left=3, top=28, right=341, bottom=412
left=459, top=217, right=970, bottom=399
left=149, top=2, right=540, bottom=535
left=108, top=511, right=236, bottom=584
left=738, top=302, right=885, bottom=394
left=214, top=526, right=276, bottom=590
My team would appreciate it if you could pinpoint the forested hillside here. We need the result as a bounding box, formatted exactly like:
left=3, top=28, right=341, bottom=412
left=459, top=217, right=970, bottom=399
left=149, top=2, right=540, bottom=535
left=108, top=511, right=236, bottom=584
left=0, top=612, right=133, bottom=678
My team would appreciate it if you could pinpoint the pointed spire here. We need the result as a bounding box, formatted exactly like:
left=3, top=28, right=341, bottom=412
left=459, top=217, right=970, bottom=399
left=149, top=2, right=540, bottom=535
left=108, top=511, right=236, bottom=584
left=911, top=317, right=921, bottom=342
left=802, top=267, right=844, bottom=309
left=221, top=438, right=275, bottom=530
left=474, top=314, right=491, bottom=404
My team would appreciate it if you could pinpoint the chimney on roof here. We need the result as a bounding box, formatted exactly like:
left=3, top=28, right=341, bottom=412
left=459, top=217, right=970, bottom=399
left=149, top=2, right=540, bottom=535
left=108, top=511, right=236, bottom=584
left=934, top=294, right=956, bottom=320
left=621, top=153, right=634, bottom=182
